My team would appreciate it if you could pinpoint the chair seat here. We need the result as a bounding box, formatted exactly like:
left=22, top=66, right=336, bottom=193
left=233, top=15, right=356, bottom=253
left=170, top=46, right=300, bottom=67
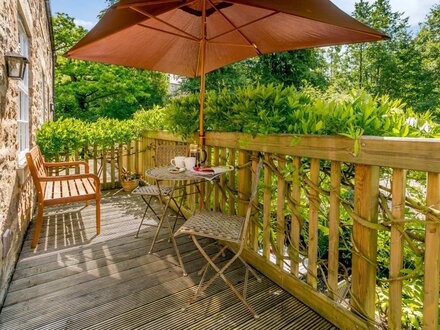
left=175, top=210, right=244, bottom=243
left=132, top=184, right=173, bottom=196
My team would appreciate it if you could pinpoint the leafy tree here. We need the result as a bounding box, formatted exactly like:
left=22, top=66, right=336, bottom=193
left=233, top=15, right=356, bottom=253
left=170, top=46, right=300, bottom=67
left=254, top=49, right=327, bottom=89
left=53, top=13, right=169, bottom=121
left=178, top=60, right=255, bottom=93
left=414, top=4, right=440, bottom=116
left=325, top=0, right=437, bottom=115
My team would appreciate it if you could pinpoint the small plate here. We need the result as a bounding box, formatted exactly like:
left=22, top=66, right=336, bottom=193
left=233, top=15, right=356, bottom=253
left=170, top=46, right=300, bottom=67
left=169, top=168, right=186, bottom=174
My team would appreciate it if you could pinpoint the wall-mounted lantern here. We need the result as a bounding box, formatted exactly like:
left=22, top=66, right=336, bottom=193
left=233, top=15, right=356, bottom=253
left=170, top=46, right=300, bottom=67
left=5, top=52, right=28, bottom=79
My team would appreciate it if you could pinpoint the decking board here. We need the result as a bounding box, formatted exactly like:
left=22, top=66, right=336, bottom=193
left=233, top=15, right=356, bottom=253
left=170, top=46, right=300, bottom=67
left=0, top=191, right=336, bottom=330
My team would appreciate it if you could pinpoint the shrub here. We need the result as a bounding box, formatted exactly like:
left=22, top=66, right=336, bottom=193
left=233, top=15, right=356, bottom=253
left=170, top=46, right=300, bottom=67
left=38, top=86, right=439, bottom=158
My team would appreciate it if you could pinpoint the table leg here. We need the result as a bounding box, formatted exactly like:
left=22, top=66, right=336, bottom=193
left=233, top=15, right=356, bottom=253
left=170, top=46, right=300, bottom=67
left=148, top=180, right=174, bottom=254
left=148, top=181, right=187, bottom=276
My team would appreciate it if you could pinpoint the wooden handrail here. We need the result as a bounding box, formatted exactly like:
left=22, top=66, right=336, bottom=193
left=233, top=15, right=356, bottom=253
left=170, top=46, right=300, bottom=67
left=48, top=130, right=440, bottom=329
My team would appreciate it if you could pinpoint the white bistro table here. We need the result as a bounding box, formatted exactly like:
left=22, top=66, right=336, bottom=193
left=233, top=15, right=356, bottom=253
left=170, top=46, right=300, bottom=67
left=144, top=166, right=232, bottom=276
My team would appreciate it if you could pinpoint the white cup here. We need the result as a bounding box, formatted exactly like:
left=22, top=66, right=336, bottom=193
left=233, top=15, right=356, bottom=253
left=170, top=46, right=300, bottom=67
left=171, top=156, right=186, bottom=168
left=184, top=157, right=196, bottom=170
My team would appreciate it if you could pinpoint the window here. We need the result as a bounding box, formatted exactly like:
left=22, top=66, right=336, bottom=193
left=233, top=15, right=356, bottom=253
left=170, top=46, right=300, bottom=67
left=17, top=18, right=29, bottom=165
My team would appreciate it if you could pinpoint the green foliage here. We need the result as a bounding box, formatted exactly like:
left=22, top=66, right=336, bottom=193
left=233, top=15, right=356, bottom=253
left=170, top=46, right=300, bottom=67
left=414, top=4, right=440, bottom=116
left=166, top=85, right=439, bottom=138
left=53, top=13, right=169, bottom=121
left=39, top=86, right=439, bottom=158
left=37, top=117, right=141, bottom=158
left=36, top=118, right=88, bottom=158
left=255, top=50, right=328, bottom=89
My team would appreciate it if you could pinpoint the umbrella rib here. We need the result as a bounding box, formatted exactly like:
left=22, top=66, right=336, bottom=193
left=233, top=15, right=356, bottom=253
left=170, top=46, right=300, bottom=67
left=208, top=41, right=255, bottom=48
left=207, top=0, right=261, bottom=55
left=138, top=23, right=199, bottom=41
left=116, top=0, right=187, bottom=9
left=207, top=11, right=278, bottom=42
left=130, top=6, right=201, bottom=41
left=230, top=0, right=388, bottom=40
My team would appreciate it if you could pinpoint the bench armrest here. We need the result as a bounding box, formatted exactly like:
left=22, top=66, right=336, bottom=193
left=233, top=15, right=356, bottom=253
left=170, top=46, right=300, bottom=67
left=39, top=174, right=100, bottom=189
left=44, top=161, right=90, bottom=173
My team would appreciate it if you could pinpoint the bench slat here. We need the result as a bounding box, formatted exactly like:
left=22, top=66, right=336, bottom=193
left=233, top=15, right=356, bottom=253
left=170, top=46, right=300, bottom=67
left=26, top=145, right=100, bottom=248
left=81, top=178, right=95, bottom=195
left=68, top=179, right=79, bottom=197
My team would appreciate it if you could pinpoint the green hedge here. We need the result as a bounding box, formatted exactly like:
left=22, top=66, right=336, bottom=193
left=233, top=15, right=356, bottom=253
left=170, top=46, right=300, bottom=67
left=37, top=86, right=439, bottom=157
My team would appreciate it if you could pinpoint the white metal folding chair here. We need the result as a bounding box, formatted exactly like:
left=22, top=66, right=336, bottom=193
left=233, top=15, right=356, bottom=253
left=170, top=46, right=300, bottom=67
left=132, top=144, right=188, bottom=238
left=174, top=159, right=263, bottom=318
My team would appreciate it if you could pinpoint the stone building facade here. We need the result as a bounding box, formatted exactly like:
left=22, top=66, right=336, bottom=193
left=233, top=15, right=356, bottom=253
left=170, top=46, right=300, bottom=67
left=0, top=0, right=53, bottom=304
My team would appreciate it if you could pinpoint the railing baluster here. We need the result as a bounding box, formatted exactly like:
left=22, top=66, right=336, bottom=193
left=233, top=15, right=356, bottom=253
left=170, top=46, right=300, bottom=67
left=423, top=172, right=440, bottom=328
left=93, top=144, right=98, bottom=176
left=219, top=147, right=226, bottom=213
left=351, top=164, right=380, bottom=322
left=110, top=144, right=116, bottom=189
left=102, top=147, right=107, bottom=189
left=289, top=156, right=301, bottom=277
left=249, top=151, right=259, bottom=251
left=238, top=150, right=251, bottom=217
left=263, top=153, right=272, bottom=260
left=276, top=156, right=286, bottom=267
left=75, top=150, right=80, bottom=174
left=307, top=158, right=320, bottom=289
left=228, top=148, right=236, bottom=215
left=328, top=161, right=341, bottom=300
left=135, top=139, right=139, bottom=173
left=214, top=147, right=220, bottom=212
left=388, top=169, right=406, bottom=328
left=117, top=142, right=123, bottom=186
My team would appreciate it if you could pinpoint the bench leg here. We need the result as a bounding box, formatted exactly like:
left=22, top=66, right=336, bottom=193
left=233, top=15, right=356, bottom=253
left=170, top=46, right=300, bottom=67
left=96, top=198, right=100, bottom=235
left=31, top=204, right=44, bottom=249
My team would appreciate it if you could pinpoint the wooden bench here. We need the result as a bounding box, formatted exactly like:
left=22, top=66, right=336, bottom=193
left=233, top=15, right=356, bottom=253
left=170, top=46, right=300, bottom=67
left=26, top=146, right=101, bottom=248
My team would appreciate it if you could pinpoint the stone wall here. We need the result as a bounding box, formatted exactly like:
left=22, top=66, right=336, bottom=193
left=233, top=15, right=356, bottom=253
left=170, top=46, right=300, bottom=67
left=0, top=0, right=53, bottom=305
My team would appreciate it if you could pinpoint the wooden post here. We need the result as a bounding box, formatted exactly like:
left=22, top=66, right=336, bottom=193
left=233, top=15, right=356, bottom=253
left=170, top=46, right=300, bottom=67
left=307, top=158, right=320, bottom=289
left=351, top=164, right=379, bottom=321
left=389, top=168, right=406, bottom=329
left=423, top=172, right=440, bottom=329
left=328, top=161, right=341, bottom=300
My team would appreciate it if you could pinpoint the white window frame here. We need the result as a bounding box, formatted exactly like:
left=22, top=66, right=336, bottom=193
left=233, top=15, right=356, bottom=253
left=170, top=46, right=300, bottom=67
left=17, top=18, right=30, bottom=166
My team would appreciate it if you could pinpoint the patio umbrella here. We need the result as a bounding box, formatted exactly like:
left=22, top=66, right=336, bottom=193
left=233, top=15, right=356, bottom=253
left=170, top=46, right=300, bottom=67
left=66, top=0, right=388, bottom=146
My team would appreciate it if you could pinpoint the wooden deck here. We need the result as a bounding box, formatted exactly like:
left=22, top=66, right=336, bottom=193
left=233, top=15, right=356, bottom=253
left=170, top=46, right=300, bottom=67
left=0, top=191, right=337, bottom=330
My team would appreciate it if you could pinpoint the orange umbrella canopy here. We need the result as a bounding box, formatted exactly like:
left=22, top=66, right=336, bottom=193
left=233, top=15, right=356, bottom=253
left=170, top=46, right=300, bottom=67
left=66, top=0, right=388, bottom=78
left=66, top=0, right=388, bottom=145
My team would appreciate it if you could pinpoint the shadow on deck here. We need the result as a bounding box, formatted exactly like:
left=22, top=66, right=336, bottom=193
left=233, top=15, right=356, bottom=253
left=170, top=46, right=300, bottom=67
left=0, top=191, right=337, bottom=330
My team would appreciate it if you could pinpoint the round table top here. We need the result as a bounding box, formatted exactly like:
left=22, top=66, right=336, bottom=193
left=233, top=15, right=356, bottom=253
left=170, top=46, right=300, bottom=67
left=145, top=166, right=209, bottom=181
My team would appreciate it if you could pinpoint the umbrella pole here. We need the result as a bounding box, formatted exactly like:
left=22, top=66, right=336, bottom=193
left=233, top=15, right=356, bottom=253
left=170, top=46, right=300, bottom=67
left=199, top=0, right=207, bottom=148
left=199, top=70, right=206, bottom=147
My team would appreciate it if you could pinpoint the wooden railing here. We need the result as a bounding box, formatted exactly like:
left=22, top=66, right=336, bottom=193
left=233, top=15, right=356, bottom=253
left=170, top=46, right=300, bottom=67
left=52, top=131, right=440, bottom=329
